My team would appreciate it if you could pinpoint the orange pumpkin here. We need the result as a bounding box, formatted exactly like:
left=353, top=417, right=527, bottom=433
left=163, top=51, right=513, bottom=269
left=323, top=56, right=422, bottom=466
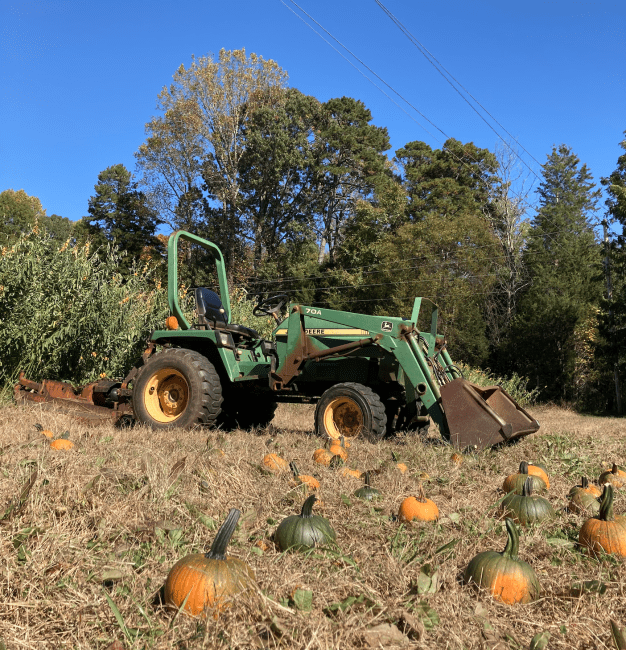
left=450, top=452, right=463, bottom=466
left=165, top=316, right=179, bottom=330
left=527, top=462, right=550, bottom=489
left=50, top=439, right=74, bottom=450
left=328, top=437, right=348, bottom=461
left=502, top=462, right=547, bottom=495
left=398, top=485, right=439, bottom=522
left=340, top=467, right=363, bottom=479
left=35, top=423, right=54, bottom=439
left=579, top=484, right=626, bottom=558
left=262, top=453, right=289, bottom=474
left=391, top=451, right=408, bottom=474
left=164, top=509, right=255, bottom=616
left=313, top=448, right=333, bottom=467
left=290, top=462, right=320, bottom=492
left=599, top=464, right=626, bottom=488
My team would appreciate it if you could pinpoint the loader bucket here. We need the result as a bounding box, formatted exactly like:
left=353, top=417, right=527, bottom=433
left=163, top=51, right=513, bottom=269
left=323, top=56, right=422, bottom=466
left=439, top=378, right=540, bottom=450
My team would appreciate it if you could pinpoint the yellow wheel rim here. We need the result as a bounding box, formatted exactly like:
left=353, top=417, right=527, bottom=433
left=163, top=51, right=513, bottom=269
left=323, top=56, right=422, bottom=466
left=143, top=368, right=189, bottom=423
left=323, top=397, right=363, bottom=439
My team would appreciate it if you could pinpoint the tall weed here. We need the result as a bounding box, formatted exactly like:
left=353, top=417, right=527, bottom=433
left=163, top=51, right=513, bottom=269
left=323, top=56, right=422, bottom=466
left=0, top=229, right=168, bottom=387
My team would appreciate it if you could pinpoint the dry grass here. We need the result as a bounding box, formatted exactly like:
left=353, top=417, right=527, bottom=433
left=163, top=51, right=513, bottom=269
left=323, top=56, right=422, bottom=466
left=1, top=402, right=625, bottom=649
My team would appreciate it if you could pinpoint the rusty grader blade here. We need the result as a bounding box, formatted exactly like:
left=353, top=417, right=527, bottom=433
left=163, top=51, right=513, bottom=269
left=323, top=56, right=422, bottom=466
left=14, top=372, right=132, bottom=425
left=439, top=378, right=540, bottom=451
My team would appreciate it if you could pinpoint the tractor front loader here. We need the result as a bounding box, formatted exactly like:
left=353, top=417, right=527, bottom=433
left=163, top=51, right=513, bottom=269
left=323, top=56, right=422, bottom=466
left=15, top=231, right=539, bottom=450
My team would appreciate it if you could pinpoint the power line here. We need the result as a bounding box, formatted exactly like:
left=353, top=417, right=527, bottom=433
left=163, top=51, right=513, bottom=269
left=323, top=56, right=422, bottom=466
left=374, top=0, right=543, bottom=180
left=280, top=0, right=510, bottom=201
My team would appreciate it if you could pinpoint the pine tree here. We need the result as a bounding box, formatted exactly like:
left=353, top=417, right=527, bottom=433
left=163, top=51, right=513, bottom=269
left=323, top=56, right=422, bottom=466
left=598, top=130, right=626, bottom=411
left=79, top=164, right=163, bottom=275
left=505, top=145, right=601, bottom=402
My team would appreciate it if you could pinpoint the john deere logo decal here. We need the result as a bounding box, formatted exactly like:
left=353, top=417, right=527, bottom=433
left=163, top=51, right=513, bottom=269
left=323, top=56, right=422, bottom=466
left=381, top=321, right=393, bottom=332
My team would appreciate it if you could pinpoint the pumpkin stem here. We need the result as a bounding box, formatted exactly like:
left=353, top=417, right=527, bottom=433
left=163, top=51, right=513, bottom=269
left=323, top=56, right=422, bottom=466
left=599, top=484, right=615, bottom=522
left=612, top=463, right=619, bottom=475
left=416, top=482, right=427, bottom=503
left=522, top=476, right=534, bottom=497
left=300, top=494, right=317, bottom=518
left=519, top=461, right=529, bottom=475
left=205, top=508, right=241, bottom=560
left=339, top=435, right=345, bottom=449
left=364, top=471, right=372, bottom=487
left=502, top=517, right=520, bottom=559
left=581, top=476, right=589, bottom=489
left=289, top=461, right=299, bottom=479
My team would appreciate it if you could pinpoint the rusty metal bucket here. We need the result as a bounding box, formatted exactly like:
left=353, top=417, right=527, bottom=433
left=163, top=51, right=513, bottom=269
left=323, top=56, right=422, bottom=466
left=439, top=378, right=540, bottom=450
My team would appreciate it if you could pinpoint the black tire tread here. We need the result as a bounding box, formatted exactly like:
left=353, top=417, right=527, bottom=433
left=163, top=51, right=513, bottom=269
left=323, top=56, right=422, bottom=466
left=314, top=381, right=387, bottom=442
left=133, top=348, right=222, bottom=429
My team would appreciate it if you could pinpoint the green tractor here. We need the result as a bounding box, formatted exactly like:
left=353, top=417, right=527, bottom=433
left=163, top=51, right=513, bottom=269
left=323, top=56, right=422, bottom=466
left=16, top=231, right=539, bottom=450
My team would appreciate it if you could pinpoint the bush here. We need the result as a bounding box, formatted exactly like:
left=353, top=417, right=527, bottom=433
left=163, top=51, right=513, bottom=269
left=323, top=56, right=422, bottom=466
left=457, top=363, right=539, bottom=408
left=0, top=229, right=167, bottom=388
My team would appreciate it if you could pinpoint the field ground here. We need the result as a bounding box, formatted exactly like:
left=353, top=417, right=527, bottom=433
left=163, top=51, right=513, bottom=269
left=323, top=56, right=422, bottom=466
left=0, top=401, right=625, bottom=649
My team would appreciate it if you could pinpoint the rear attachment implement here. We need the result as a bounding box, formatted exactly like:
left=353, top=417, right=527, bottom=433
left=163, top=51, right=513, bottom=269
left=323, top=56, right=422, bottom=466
left=14, top=372, right=133, bottom=425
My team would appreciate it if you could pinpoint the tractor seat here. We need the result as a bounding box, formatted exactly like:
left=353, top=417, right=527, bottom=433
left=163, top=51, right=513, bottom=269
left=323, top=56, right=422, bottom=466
left=194, top=287, right=260, bottom=339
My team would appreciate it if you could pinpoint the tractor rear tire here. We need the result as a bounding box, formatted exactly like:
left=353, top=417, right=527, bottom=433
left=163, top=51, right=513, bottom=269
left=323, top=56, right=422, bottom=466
left=315, top=382, right=387, bottom=443
left=133, top=348, right=223, bottom=430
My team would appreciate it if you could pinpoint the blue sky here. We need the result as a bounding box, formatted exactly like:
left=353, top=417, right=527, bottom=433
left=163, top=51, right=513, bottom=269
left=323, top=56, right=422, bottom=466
left=1, top=0, right=625, bottom=227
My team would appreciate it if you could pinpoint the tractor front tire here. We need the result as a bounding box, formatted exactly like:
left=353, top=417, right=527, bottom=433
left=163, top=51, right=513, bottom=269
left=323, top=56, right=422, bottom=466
left=315, top=382, right=387, bottom=443
left=133, top=348, right=222, bottom=430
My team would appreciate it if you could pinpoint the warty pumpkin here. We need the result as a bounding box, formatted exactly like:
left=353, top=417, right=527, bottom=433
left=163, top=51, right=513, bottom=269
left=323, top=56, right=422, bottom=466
left=502, top=462, right=547, bottom=495
left=398, top=484, right=439, bottom=522
left=463, top=518, right=541, bottom=604
left=599, top=464, right=626, bottom=489
left=164, top=508, right=255, bottom=616
left=274, top=495, right=336, bottom=552
left=262, top=453, right=289, bottom=474
left=579, top=484, right=626, bottom=558
left=340, top=467, right=363, bottom=479
left=313, top=448, right=334, bottom=467
left=328, top=436, right=348, bottom=461
left=289, top=462, right=320, bottom=492
left=501, top=477, right=554, bottom=526
left=354, top=471, right=381, bottom=501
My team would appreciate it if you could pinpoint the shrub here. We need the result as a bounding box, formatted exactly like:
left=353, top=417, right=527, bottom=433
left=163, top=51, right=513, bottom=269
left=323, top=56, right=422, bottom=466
left=457, top=363, right=539, bottom=408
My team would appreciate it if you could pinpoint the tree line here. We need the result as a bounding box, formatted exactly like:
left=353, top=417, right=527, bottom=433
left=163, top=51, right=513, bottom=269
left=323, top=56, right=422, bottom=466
left=2, top=48, right=626, bottom=412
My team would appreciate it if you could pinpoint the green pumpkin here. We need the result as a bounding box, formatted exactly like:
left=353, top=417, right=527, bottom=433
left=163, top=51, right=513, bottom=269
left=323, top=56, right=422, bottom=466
left=275, top=495, right=336, bottom=552
left=463, top=518, right=541, bottom=604
left=569, top=489, right=601, bottom=516
left=354, top=472, right=381, bottom=501
left=568, top=476, right=601, bottom=499
left=501, top=477, right=554, bottom=526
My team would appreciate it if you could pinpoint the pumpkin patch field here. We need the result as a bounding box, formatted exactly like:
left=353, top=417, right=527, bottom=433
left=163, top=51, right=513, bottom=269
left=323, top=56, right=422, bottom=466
left=1, top=403, right=626, bottom=649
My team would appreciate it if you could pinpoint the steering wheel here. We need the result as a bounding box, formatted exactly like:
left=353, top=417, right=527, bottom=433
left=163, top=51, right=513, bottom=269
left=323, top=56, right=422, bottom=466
left=253, top=294, right=290, bottom=321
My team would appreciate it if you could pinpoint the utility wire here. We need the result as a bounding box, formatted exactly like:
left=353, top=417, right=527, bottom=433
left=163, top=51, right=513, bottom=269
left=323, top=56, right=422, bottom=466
left=374, top=0, right=543, bottom=179
left=281, top=0, right=511, bottom=200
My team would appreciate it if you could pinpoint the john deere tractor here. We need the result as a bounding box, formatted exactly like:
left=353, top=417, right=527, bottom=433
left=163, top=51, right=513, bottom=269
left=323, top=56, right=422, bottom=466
left=16, top=231, right=539, bottom=450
